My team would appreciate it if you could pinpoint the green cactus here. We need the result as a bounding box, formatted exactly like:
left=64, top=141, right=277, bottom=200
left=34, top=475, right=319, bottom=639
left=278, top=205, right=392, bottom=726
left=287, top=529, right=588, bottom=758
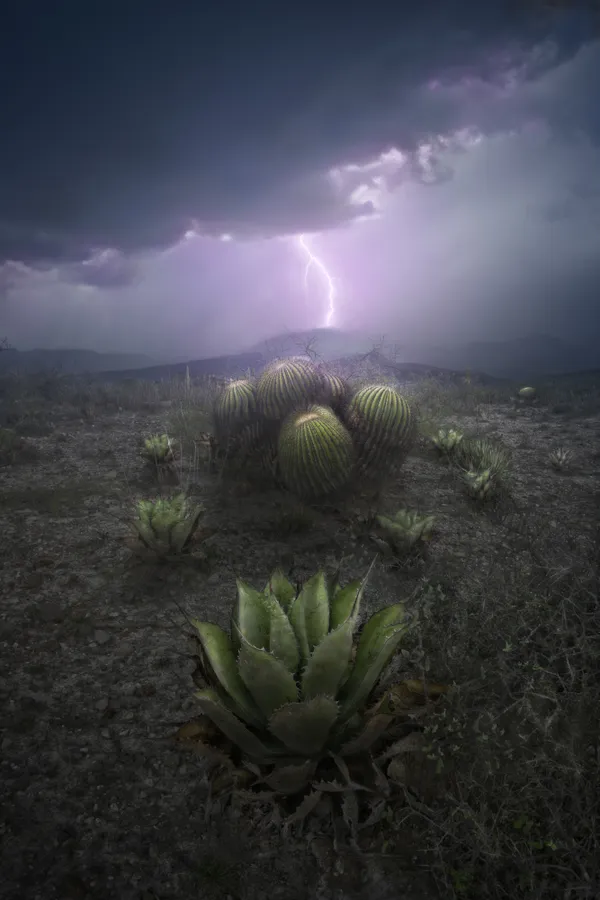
left=317, top=369, right=351, bottom=415
left=431, top=428, right=464, bottom=456
left=183, top=562, right=412, bottom=793
left=129, top=493, right=205, bottom=559
left=374, top=508, right=436, bottom=556
left=212, top=378, right=257, bottom=442
left=346, top=383, right=415, bottom=475
left=518, top=386, right=537, bottom=403
left=256, top=357, right=321, bottom=420
left=140, top=433, right=178, bottom=466
left=456, top=437, right=510, bottom=484
left=463, top=468, right=494, bottom=502
left=277, top=405, right=355, bottom=499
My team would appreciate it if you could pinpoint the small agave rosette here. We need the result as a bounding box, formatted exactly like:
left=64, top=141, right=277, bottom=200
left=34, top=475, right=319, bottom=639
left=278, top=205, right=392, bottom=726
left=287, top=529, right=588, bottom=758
left=141, top=433, right=178, bottom=465
left=431, top=428, right=463, bottom=455
left=375, top=509, right=436, bottom=555
left=189, top=562, right=409, bottom=778
left=131, top=493, right=205, bottom=557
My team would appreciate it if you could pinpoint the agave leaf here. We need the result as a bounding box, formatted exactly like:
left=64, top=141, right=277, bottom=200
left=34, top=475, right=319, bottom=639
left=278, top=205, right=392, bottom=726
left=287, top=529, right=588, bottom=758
left=268, top=695, right=339, bottom=755
left=360, top=797, right=389, bottom=829
left=376, top=732, right=427, bottom=762
left=329, top=580, right=361, bottom=630
left=194, top=688, right=273, bottom=761
left=301, top=621, right=354, bottom=700
left=341, top=792, right=360, bottom=839
left=177, top=737, right=235, bottom=769
left=265, top=569, right=297, bottom=612
left=312, top=779, right=348, bottom=793
left=263, top=594, right=300, bottom=673
left=338, top=712, right=395, bottom=756
left=191, top=621, right=263, bottom=726
left=339, top=604, right=408, bottom=720
left=170, top=506, right=205, bottom=551
left=261, top=759, right=317, bottom=794
left=326, top=563, right=342, bottom=599
left=232, top=580, right=271, bottom=651
left=237, top=641, right=298, bottom=718
left=288, top=571, right=330, bottom=663
left=330, top=557, right=376, bottom=630
left=387, top=757, right=407, bottom=785
left=284, top=789, right=324, bottom=829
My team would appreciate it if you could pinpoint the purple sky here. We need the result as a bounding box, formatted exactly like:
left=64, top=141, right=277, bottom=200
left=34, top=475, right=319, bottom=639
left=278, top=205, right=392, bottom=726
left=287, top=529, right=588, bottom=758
left=1, top=8, right=600, bottom=360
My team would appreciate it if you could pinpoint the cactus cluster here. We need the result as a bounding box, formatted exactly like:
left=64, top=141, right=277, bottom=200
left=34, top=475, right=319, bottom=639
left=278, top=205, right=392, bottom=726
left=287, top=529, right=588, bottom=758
left=209, top=357, right=415, bottom=499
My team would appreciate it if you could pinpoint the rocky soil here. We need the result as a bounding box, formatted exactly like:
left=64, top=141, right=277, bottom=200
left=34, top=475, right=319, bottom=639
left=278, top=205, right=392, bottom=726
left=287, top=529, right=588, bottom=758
left=1, top=373, right=599, bottom=900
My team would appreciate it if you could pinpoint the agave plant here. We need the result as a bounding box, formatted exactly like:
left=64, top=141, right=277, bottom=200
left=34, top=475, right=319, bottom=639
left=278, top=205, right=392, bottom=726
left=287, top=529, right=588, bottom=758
left=345, top=383, right=415, bottom=477
left=549, top=447, right=573, bottom=471
left=129, top=493, right=206, bottom=559
left=140, top=433, right=178, bottom=466
left=463, top=468, right=494, bottom=502
left=431, top=428, right=464, bottom=456
left=256, top=357, right=322, bottom=420
left=456, top=437, right=510, bottom=484
left=373, top=509, right=436, bottom=557
left=179, top=562, right=441, bottom=806
left=278, top=405, right=355, bottom=499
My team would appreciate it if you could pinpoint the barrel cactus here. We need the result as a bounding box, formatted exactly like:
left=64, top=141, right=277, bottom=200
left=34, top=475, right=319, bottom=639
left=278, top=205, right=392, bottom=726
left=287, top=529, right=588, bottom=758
left=256, top=357, right=322, bottom=420
left=346, top=383, right=415, bottom=476
left=278, top=405, right=355, bottom=498
left=518, top=386, right=536, bottom=403
left=317, top=369, right=351, bottom=415
left=212, top=378, right=257, bottom=442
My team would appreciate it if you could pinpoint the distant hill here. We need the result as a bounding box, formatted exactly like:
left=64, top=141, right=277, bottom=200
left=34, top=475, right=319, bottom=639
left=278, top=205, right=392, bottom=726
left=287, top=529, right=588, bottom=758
left=99, top=352, right=266, bottom=382
left=249, top=330, right=600, bottom=380
left=2, top=331, right=597, bottom=382
left=418, top=334, right=600, bottom=379
left=0, top=347, right=160, bottom=375
left=248, top=327, right=380, bottom=361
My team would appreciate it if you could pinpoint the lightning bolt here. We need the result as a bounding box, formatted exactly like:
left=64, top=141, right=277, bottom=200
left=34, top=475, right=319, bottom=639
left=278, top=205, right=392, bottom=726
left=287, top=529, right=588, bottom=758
left=297, top=234, right=336, bottom=328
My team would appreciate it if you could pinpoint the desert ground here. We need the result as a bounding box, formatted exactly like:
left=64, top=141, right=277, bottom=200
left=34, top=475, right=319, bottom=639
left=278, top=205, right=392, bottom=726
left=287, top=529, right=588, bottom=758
left=1, top=358, right=598, bottom=900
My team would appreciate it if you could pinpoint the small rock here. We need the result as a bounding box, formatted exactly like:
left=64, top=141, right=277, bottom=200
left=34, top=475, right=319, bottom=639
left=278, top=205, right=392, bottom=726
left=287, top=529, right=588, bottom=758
left=96, top=697, right=109, bottom=712
left=207, top=573, right=220, bottom=585
left=38, top=601, right=65, bottom=624
left=22, top=572, right=45, bottom=590
left=105, top=470, right=118, bottom=480
left=93, top=629, right=111, bottom=645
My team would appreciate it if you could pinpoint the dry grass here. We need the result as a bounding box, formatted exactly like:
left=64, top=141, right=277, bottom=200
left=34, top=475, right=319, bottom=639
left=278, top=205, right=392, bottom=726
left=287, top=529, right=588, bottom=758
left=0, top=363, right=598, bottom=900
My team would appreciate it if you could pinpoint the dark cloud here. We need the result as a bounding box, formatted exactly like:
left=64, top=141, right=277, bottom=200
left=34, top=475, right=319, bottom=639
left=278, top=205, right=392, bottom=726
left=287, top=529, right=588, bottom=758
left=63, top=250, right=139, bottom=289
left=1, top=1, right=597, bottom=267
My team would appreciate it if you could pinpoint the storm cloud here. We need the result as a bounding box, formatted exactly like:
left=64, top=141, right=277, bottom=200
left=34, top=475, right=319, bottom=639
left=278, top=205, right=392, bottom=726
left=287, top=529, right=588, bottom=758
left=1, top=3, right=599, bottom=358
